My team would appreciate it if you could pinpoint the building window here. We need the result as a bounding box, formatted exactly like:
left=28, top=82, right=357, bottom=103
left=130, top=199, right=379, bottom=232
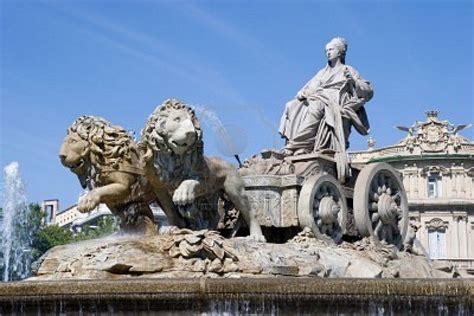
left=427, top=175, right=442, bottom=198
left=45, top=205, right=54, bottom=224
left=428, top=229, right=446, bottom=259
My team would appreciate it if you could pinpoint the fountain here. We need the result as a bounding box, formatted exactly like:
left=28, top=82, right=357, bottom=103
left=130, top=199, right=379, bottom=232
left=0, top=38, right=472, bottom=314
left=0, top=102, right=472, bottom=313
left=0, top=162, right=34, bottom=282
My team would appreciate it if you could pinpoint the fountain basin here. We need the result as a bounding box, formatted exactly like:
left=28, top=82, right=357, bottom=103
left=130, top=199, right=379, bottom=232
left=1, top=278, right=472, bottom=314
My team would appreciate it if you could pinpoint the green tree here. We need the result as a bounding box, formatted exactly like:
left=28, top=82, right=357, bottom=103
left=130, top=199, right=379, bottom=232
left=24, top=203, right=48, bottom=262
left=73, top=216, right=118, bottom=242
left=22, top=203, right=74, bottom=262
left=30, top=214, right=119, bottom=260
left=33, top=225, right=73, bottom=257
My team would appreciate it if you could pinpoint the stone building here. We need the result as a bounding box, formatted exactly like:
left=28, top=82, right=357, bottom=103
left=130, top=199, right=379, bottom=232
left=42, top=199, right=59, bottom=225
left=351, top=111, right=473, bottom=274
left=42, top=194, right=168, bottom=232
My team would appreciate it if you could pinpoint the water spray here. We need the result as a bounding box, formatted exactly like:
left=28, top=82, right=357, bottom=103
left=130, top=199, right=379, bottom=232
left=1, top=162, right=33, bottom=281
left=192, top=105, right=248, bottom=167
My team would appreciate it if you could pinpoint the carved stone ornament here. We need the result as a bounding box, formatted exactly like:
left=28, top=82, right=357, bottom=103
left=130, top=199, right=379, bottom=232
left=466, top=167, right=474, bottom=177
left=425, top=218, right=448, bottom=230
left=59, top=116, right=156, bottom=235
left=420, top=165, right=451, bottom=176
left=396, top=110, right=472, bottom=153
left=452, top=214, right=467, bottom=222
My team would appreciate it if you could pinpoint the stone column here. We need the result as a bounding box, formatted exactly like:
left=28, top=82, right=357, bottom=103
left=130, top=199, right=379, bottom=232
left=452, top=214, right=467, bottom=258
left=462, top=215, right=468, bottom=258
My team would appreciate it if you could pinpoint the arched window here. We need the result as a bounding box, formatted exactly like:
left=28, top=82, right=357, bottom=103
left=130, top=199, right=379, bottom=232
left=427, top=174, right=442, bottom=198
left=426, top=218, right=447, bottom=259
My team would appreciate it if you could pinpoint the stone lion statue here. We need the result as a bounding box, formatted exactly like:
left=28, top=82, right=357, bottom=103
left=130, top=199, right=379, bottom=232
left=59, top=116, right=156, bottom=235
left=140, top=99, right=265, bottom=241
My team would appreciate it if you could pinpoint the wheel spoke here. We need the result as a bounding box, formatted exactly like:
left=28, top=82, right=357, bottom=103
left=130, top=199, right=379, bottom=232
left=371, top=212, right=379, bottom=223
left=392, top=192, right=400, bottom=202
left=370, top=202, right=378, bottom=212
left=374, top=220, right=383, bottom=236
left=299, top=175, right=348, bottom=244
left=373, top=192, right=379, bottom=202
left=354, top=163, right=408, bottom=249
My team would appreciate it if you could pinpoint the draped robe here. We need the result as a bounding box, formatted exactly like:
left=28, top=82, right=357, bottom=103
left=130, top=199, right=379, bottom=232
left=279, top=63, right=373, bottom=182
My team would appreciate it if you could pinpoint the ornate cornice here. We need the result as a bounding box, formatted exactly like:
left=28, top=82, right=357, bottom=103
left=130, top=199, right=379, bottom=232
left=425, top=218, right=449, bottom=230
left=395, top=111, right=472, bottom=154
left=467, top=167, right=474, bottom=177
left=420, top=165, right=451, bottom=176
left=453, top=214, right=467, bottom=222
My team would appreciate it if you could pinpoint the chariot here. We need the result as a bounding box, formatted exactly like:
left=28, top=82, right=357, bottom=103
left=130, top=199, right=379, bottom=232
left=239, top=150, right=409, bottom=248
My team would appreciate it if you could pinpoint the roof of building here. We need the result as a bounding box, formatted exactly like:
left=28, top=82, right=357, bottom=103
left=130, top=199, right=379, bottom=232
left=351, top=111, right=473, bottom=163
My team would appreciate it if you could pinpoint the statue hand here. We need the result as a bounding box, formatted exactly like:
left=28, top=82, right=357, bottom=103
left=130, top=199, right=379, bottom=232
left=173, top=180, right=200, bottom=206
left=344, top=68, right=356, bottom=86
left=344, top=67, right=353, bottom=80
left=296, top=90, right=307, bottom=101
left=78, top=191, right=100, bottom=213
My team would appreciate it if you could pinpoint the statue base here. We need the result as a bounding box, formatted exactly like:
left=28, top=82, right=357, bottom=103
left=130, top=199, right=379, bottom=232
left=1, top=278, right=472, bottom=314
left=29, top=229, right=460, bottom=280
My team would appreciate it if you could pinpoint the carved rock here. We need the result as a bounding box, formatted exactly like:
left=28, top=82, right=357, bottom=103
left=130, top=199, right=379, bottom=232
left=30, top=231, right=455, bottom=280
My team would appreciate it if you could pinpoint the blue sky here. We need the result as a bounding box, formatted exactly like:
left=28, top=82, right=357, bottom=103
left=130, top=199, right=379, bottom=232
left=1, top=0, right=473, bottom=209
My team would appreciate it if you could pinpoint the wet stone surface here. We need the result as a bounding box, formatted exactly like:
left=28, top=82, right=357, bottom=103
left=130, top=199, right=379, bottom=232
left=29, top=228, right=459, bottom=280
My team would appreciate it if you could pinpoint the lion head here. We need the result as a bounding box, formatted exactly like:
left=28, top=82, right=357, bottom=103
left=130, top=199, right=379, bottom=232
left=140, top=99, right=204, bottom=187
left=141, top=98, right=203, bottom=157
left=59, top=116, right=138, bottom=189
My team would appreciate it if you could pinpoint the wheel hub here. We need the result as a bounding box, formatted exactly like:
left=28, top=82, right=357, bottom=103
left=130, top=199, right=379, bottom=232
left=319, top=196, right=339, bottom=224
left=377, top=193, right=397, bottom=224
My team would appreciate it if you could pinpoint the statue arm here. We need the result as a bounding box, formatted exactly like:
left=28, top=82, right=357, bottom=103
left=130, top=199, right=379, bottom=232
left=296, top=70, right=323, bottom=99
left=347, top=66, right=373, bottom=101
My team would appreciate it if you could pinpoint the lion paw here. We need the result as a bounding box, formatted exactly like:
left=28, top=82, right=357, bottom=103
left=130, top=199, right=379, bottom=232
left=247, top=233, right=266, bottom=243
left=173, top=180, right=200, bottom=206
left=248, top=223, right=266, bottom=242
left=78, top=192, right=100, bottom=213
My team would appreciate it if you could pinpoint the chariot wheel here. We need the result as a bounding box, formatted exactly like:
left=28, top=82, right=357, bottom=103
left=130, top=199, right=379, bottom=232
left=353, top=162, right=409, bottom=248
left=298, top=174, right=347, bottom=243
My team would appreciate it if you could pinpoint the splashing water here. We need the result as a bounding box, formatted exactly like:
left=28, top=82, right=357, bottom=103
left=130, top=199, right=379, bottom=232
left=1, top=162, right=33, bottom=281
left=191, top=105, right=248, bottom=157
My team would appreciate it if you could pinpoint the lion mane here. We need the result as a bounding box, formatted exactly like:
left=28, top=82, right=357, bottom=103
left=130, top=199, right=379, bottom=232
left=140, top=99, right=205, bottom=189
left=67, top=116, right=140, bottom=188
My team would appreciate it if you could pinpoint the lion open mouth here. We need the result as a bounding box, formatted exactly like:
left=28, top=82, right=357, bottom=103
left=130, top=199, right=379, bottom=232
left=171, top=140, right=189, bottom=148
left=66, top=159, right=84, bottom=170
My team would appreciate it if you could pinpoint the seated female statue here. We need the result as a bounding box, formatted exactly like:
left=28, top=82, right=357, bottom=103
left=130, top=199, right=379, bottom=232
left=279, top=37, right=373, bottom=181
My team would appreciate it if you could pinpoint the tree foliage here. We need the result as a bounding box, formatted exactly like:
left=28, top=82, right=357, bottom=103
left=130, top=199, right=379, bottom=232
left=25, top=203, right=49, bottom=261
left=31, top=214, right=119, bottom=261
left=73, top=216, right=119, bottom=242
left=33, top=225, right=73, bottom=258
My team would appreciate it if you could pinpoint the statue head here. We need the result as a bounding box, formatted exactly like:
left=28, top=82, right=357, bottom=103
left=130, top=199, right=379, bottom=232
left=325, top=37, right=347, bottom=64
left=141, top=99, right=203, bottom=157
left=59, top=116, right=137, bottom=188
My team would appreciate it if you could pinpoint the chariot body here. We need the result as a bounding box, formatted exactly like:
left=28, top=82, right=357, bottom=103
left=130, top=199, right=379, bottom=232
left=238, top=150, right=409, bottom=249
